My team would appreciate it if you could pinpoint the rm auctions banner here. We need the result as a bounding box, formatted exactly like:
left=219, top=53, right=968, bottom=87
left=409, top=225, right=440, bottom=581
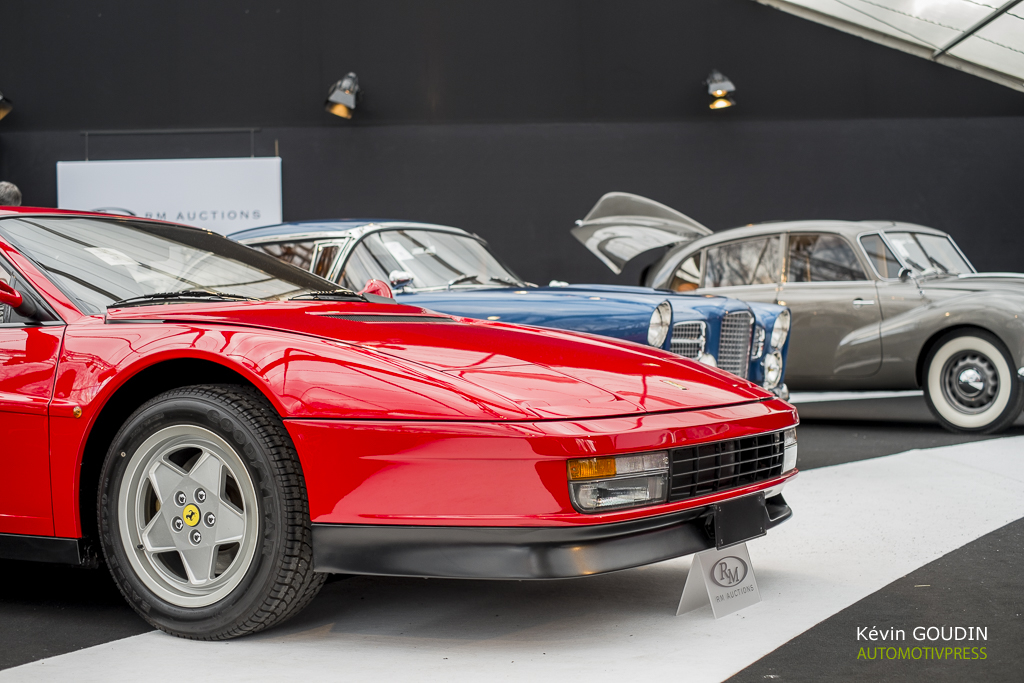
left=56, top=157, right=282, bottom=234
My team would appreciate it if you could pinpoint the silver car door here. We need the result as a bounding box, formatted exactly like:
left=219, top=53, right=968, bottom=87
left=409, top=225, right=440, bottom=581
left=859, top=231, right=926, bottom=322
left=860, top=232, right=936, bottom=386
left=778, top=233, right=882, bottom=383
left=695, top=234, right=782, bottom=304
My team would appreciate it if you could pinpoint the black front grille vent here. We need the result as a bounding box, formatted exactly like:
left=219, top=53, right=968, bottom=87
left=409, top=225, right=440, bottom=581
left=320, top=314, right=455, bottom=323
left=668, top=431, right=783, bottom=502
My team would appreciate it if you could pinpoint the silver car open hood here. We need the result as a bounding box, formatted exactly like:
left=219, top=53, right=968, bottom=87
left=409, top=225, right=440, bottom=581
left=571, top=192, right=712, bottom=274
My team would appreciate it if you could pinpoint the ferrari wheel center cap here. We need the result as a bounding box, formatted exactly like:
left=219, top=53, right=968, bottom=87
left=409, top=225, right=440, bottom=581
left=957, top=368, right=985, bottom=395
left=182, top=504, right=201, bottom=527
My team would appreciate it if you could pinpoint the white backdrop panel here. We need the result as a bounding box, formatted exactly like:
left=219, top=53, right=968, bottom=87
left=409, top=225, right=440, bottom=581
left=56, top=157, right=282, bottom=234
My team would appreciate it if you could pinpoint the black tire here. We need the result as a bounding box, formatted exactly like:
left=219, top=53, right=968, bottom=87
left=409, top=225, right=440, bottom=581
left=922, top=329, right=1024, bottom=434
left=97, top=384, right=325, bottom=639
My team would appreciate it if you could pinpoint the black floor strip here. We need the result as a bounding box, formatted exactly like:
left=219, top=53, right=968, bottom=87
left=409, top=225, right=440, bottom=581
left=727, top=517, right=1024, bottom=683
left=0, top=559, right=151, bottom=670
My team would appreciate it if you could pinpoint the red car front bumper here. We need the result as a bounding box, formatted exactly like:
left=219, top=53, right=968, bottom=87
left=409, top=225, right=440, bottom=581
left=310, top=493, right=791, bottom=579
left=286, top=398, right=798, bottom=578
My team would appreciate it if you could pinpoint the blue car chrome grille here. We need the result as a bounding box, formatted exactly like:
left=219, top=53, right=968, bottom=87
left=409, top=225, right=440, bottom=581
left=668, top=431, right=784, bottom=502
left=718, top=311, right=753, bottom=378
left=670, top=321, right=705, bottom=359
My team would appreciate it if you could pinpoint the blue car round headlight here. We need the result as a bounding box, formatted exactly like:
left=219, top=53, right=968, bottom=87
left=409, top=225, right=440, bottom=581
left=648, top=301, right=672, bottom=347
left=764, top=351, right=783, bottom=389
left=770, top=310, right=791, bottom=349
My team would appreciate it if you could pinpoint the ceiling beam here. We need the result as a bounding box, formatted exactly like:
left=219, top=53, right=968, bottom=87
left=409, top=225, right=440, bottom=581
left=932, top=0, right=1023, bottom=59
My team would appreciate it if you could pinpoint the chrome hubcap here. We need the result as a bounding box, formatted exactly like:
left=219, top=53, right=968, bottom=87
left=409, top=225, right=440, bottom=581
left=957, top=368, right=985, bottom=396
left=942, top=352, right=998, bottom=414
left=118, top=425, right=259, bottom=608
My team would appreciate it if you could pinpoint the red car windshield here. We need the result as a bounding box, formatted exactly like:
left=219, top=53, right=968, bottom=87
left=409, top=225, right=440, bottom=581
left=0, top=216, right=346, bottom=314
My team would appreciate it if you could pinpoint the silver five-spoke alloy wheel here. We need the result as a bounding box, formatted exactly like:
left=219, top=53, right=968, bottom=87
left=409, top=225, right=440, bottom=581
left=118, top=424, right=260, bottom=608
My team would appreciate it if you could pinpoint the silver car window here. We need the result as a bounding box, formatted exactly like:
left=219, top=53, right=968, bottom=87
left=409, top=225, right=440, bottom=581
left=887, top=232, right=972, bottom=276
left=668, top=252, right=702, bottom=292
left=704, top=236, right=781, bottom=288
left=340, top=229, right=521, bottom=292
left=859, top=234, right=902, bottom=279
left=787, top=233, right=866, bottom=283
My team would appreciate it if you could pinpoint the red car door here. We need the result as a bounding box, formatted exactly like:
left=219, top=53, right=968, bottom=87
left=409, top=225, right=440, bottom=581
left=0, top=258, right=63, bottom=536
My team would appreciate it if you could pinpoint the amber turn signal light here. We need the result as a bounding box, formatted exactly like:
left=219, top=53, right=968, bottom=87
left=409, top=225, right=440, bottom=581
left=568, top=457, right=618, bottom=480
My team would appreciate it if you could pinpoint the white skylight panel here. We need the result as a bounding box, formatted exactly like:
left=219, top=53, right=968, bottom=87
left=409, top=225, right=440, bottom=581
left=758, top=0, right=1024, bottom=88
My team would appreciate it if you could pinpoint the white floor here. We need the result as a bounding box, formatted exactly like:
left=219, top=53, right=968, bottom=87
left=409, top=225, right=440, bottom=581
left=6, top=436, right=1023, bottom=683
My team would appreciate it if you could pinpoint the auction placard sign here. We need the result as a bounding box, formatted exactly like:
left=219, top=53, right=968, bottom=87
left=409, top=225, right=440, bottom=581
left=677, top=542, right=761, bottom=619
left=57, top=157, right=282, bottom=234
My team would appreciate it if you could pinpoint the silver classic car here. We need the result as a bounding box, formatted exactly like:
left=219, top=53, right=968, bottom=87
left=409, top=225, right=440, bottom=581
left=575, top=193, right=1024, bottom=434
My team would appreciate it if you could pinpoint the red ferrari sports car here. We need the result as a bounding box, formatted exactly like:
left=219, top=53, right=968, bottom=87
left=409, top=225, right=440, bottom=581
left=0, top=208, right=799, bottom=639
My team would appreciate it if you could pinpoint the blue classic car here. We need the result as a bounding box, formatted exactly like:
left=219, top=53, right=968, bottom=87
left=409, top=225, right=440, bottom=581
left=229, top=211, right=792, bottom=396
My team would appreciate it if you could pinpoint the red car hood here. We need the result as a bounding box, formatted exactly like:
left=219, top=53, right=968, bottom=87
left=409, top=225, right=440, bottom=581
left=106, top=300, right=771, bottom=420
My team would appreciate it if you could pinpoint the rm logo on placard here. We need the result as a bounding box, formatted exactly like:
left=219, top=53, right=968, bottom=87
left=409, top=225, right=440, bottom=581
left=709, top=556, right=748, bottom=587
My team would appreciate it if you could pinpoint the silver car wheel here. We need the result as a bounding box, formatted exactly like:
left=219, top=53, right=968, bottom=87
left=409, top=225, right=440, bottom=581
left=941, top=351, right=999, bottom=414
left=117, top=425, right=260, bottom=608
left=926, top=335, right=1013, bottom=430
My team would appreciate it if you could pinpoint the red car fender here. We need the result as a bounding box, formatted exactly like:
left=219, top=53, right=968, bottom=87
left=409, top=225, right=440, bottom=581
left=49, top=322, right=537, bottom=536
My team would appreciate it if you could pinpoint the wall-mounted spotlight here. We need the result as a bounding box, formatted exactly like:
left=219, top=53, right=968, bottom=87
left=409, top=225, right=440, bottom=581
left=705, top=70, right=735, bottom=110
left=0, top=91, right=13, bottom=121
left=325, top=73, right=360, bottom=119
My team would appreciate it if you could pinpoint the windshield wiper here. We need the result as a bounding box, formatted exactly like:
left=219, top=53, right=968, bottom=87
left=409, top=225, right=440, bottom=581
left=108, top=290, right=258, bottom=308
left=290, top=290, right=363, bottom=301
left=446, top=274, right=481, bottom=289
left=925, top=257, right=950, bottom=274
left=488, top=276, right=525, bottom=287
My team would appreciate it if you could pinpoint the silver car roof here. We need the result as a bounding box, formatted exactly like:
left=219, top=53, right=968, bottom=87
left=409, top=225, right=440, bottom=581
left=682, top=220, right=948, bottom=250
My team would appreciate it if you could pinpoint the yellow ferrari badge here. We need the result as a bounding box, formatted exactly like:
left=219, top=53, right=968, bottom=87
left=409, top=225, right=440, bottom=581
left=182, top=504, right=201, bottom=527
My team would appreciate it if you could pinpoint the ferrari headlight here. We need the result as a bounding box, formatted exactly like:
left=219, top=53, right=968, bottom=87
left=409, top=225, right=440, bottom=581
left=763, top=351, right=783, bottom=389
left=770, top=310, right=791, bottom=349
left=783, top=427, right=798, bottom=472
left=648, top=301, right=672, bottom=347
left=568, top=452, right=669, bottom=512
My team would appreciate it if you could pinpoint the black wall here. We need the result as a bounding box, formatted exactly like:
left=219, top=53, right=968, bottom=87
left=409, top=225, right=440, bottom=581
left=1, top=0, right=1021, bottom=284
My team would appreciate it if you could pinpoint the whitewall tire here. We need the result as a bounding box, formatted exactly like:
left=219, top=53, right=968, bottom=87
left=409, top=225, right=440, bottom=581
left=923, top=330, right=1023, bottom=434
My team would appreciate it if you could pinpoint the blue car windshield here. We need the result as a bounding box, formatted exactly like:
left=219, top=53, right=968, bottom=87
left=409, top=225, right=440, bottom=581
left=340, top=230, right=524, bottom=292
